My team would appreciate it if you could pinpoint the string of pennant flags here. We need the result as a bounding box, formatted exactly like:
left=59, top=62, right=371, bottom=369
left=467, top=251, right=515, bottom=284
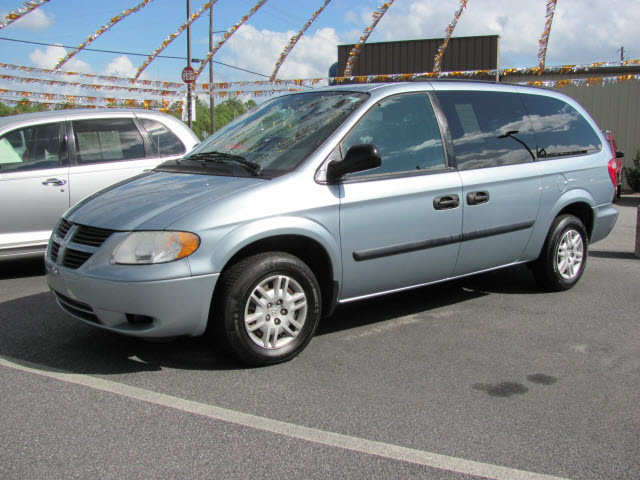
left=134, top=0, right=220, bottom=80
left=433, top=0, right=468, bottom=74
left=0, top=0, right=51, bottom=31
left=2, top=1, right=640, bottom=113
left=54, top=0, right=155, bottom=70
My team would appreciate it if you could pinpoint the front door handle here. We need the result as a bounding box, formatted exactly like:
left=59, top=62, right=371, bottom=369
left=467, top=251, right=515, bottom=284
left=433, top=194, right=460, bottom=210
left=42, top=178, right=67, bottom=186
left=467, top=191, right=490, bottom=205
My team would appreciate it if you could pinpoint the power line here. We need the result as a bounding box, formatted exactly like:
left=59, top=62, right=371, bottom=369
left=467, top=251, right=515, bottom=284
left=0, top=35, right=273, bottom=79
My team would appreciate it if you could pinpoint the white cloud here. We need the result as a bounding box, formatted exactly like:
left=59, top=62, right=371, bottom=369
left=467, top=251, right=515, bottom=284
left=29, top=45, right=93, bottom=74
left=369, top=0, right=640, bottom=68
left=7, top=8, right=54, bottom=30
left=104, top=55, right=137, bottom=78
left=219, top=25, right=340, bottom=80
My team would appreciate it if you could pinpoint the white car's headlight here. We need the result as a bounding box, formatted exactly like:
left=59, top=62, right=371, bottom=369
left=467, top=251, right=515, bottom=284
left=112, top=231, right=200, bottom=265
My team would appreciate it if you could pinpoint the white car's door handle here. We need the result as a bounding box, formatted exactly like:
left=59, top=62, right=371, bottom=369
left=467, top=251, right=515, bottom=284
left=42, top=178, right=67, bottom=186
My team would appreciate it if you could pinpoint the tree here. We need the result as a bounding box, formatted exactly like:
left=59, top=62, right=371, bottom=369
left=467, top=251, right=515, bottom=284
left=0, top=100, right=49, bottom=117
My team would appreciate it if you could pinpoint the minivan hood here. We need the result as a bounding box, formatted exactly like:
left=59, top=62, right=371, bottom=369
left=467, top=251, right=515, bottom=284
left=66, top=172, right=264, bottom=231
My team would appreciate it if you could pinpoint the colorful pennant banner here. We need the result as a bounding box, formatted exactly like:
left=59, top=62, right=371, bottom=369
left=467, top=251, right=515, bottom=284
left=0, top=0, right=51, bottom=31
left=270, top=0, right=332, bottom=81
left=194, top=0, right=268, bottom=82
left=0, top=73, right=182, bottom=97
left=135, top=0, right=220, bottom=79
left=433, top=0, right=469, bottom=73
left=343, top=1, right=395, bottom=77
left=0, top=63, right=184, bottom=89
left=537, top=0, right=558, bottom=72
left=54, top=0, right=155, bottom=70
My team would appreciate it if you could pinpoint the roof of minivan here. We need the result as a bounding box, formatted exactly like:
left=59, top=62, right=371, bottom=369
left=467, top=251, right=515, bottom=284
left=0, top=108, right=175, bottom=129
left=295, top=79, right=538, bottom=94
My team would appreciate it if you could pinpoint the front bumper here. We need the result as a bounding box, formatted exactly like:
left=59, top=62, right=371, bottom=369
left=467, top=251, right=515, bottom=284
left=46, top=258, right=219, bottom=338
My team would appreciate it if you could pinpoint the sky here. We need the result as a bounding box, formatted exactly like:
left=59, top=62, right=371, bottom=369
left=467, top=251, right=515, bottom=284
left=0, top=0, right=638, bottom=85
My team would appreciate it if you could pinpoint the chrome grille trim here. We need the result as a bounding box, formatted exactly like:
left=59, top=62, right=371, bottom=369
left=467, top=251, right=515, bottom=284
left=71, top=225, right=114, bottom=247
left=55, top=219, right=72, bottom=238
left=49, top=221, right=116, bottom=270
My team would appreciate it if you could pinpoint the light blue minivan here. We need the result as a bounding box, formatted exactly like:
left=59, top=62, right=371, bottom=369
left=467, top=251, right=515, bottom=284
left=46, top=82, right=619, bottom=365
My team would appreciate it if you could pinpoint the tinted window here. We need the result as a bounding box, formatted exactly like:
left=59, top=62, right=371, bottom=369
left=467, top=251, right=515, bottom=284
left=520, top=94, right=602, bottom=158
left=436, top=91, right=536, bottom=170
left=139, top=118, right=186, bottom=156
left=342, top=94, right=446, bottom=176
left=0, top=122, right=62, bottom=172
left=73, top=118, right=145, bottom=164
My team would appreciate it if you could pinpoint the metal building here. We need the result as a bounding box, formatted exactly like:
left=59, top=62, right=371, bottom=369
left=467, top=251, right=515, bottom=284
left=337, top=36, right=499, bottom=77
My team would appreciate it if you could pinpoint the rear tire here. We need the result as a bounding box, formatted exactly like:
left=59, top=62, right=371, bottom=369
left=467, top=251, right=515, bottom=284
left=212, top=252, right=321, bottom=366
left=532, top=215, right=588, bottom=292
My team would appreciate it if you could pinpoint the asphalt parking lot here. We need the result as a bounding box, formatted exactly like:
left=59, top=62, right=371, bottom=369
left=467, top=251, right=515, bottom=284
left=1, top=197, right=639, bottom=480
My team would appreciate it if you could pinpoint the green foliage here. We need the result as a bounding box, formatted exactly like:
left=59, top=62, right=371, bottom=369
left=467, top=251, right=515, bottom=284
left=0, top=100, right=49, bottom=117
left=623, top=150, right=640, bottom=192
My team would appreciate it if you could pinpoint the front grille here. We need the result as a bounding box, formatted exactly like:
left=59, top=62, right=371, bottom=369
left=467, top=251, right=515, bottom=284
left=71, top=225, right=114, bottom=247
left=49, top=221, right=116, bottom=270
left=56, top=219, right=72, bottom=238
left=49, top=241, right=60, bottom=261
left=62, top=249, right=93, bottom=269
left=53, top=291, right=99, bottom=324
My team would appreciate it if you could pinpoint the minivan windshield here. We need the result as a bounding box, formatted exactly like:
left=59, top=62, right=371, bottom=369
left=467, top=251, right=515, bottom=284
left=182, top=91, right=368, bottom=177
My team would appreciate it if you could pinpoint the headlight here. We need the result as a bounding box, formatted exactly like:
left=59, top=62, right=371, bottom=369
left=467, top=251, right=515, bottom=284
left=112, top=231, right=200, bottom=265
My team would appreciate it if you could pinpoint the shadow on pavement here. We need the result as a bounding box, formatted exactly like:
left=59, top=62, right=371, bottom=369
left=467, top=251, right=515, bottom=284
left=0, top=264, right=543, bottom=374
left=589, top=250, right=639, bottom=260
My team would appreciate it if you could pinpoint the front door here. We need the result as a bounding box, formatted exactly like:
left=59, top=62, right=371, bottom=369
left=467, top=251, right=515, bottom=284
left=338, top=93, right=463, bottom=301
left=0, top=121, right=69, bottom=255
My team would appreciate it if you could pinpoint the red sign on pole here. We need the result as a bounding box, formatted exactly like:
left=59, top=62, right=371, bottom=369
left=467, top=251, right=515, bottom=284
left=182, top=66, right=196, bottom=84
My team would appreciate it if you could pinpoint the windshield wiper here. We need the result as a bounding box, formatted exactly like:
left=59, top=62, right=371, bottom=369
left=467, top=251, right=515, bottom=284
left=185, top=151, right=262, bottom=176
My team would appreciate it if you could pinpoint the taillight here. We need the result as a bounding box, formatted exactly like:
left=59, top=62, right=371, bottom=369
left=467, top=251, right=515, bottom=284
left=607, top=157, right=618, bottom=187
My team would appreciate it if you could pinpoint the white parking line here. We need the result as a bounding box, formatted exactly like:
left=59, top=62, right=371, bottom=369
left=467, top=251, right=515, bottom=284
left=0, top=355, right=568, bottom=480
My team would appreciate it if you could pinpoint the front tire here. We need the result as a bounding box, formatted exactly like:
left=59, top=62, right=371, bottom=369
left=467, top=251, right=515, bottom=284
left=213, top=252, right=321, bottom=366
left=532, top=215, right=588, bottom=292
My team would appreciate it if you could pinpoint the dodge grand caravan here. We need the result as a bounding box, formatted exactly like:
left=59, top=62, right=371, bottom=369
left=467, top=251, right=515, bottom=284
left=45, top=82, right=619, bottom=365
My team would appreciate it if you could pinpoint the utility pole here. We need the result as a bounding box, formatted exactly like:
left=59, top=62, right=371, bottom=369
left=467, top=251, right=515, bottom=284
left=618, top=46, right=625, bottom=62
left=187, top=0, right=192, bottom=129
left=209, top=4, right=215, bottom=134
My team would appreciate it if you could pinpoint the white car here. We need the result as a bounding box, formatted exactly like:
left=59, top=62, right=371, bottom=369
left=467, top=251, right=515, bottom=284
left=0, top=109, right=199, bottom=260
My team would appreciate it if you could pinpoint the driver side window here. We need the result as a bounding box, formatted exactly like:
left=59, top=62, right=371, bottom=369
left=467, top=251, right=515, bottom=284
left=0, top=122, right=63, bottom=172
left=342, top=94, right=446, bottom=177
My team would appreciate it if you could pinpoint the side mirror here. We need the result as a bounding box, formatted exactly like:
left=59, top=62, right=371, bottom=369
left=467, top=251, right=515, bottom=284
left=326, top=144, right=381, bottom=184
left=616, top=151, right=624, bottom=159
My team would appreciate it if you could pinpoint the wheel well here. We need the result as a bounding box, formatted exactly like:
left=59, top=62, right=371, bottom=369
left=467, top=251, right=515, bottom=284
left=220, top=235, right=338, bottom=317
left=557, top=202, right=594, bottom=239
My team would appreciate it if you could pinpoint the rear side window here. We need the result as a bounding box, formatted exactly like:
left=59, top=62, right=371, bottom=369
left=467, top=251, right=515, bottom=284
left=138, top=118, right=186, bottom=156
left=519, top=94, right=602, bottom=158
left=0, top=122, right=62, bottom=172
left=73, top=118, right=145, bottom=164
left=436, top=90, right=537, bottom=170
